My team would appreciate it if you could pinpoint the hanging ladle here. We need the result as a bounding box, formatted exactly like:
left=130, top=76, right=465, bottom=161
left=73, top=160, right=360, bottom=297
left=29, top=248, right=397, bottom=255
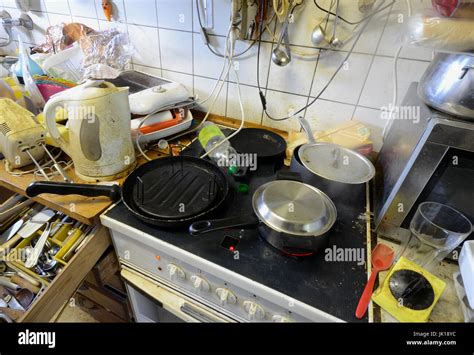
left=272, top=13, right=292, bottom=66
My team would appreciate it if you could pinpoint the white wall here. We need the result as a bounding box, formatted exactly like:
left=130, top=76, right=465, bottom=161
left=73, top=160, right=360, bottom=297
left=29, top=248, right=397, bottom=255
left=0, top=0, right=434, bottom=151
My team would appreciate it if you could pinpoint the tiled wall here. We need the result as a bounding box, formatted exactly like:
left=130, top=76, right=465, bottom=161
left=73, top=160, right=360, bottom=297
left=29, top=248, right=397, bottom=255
left=0, top=0, right=434, bottom=151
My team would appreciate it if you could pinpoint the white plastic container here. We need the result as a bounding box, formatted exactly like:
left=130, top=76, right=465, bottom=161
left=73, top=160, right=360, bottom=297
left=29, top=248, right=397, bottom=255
left=460, top=241, right=474, bottom=308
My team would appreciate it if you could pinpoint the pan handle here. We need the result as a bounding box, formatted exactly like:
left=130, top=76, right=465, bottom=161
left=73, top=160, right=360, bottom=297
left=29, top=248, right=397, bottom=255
left=26, top=182, right=121, bottom=201
left=189, top=214, right=259, bottom=235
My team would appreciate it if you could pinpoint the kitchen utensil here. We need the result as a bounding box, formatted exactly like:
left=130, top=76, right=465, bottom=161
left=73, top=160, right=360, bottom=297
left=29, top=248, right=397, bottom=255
left=398, top=202, right=472, bottom=270
left=0, top=194, right=26, bottom=213
left=190, top=172, right=337, bottom=254
left=27, top=156, right=230, bottom=228
left=0, top=276, right=20, bottom=291
left=40, top=143, right=71, bottom=182
left=432, top=0, right=474, bottom=18
left=0, top=98, right=46, bottom=169
left=272, top=12, right=292, bottom=66
left=355, top=243, right=394, bottom=319
left=15, top=288, right=34, bottom=309
left=229, top=128, right=287, bottom=165
left=329, top=0, right=343, bottom=48
left=42, top=80, right=136, bottom=181
left=290, top=116, right=375, bottom=203
left=0, top=311, right=13, bottom=322
left=0, top=197, right=34, bottom=225
left=24, top=222, right=53, bottom=269
left=389, top=269, right=435, bottom=310
left=10, top=274, right=40, bottom=294
left=17, top=208, right=55, bottom=239
left=311, top=24, right=329, bottom=46
left=0, top=307, right=24, bottom=321
left=418, top=53, right=474, bottom=120
left=2, top=206, right=40, bottom=242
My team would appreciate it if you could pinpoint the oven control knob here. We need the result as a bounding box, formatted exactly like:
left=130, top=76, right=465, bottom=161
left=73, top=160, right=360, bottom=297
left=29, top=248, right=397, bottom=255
left=167, top=264, right=185, bottom=281
left=215, top=288, right=237, bottom=306
left=243, top=301, right=265, bottom=321
left=190, top=275, right=210, bottom=292
left=272, top=314, right=293, bottom=323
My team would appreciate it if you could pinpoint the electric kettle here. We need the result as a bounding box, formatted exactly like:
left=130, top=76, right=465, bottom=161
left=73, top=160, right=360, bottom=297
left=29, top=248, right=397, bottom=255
left=43, top=80, right=136, bottom=181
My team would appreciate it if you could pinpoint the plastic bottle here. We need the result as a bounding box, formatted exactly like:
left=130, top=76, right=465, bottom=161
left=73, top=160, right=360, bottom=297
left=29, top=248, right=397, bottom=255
left=198, top=122, right=238, bottom=170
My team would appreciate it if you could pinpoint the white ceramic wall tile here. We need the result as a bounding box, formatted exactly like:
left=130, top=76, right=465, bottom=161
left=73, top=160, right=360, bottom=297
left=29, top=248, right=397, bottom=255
left=194, top=75, right=227, bottom=116
left=69, top=0, right=97, bottom=18
left=157, top=0, right=192, bottom=31
left=162, top=69, right=193, bottom=93
left=2, top=0, right=17, bottom=8
left=228, top=41, right=271, bottom=87
left=261, top=90, right=307, bottom=131
left=43, top=0, right=70, bottom=14
left=72, top=16, right=99, bottom=30
left=159, top=28, right=192, bottom=73
left=358, top=56, right=430, bottom=110
left=95, top=0, right=125, bottom=22
left=226, top=82, right=262, bottom=124
left=311, top=51, right=372, bottom=105
left=123, top=0, right=157, bottom=27
left=193, top=33, right=228, bottom=78
left=305, top=99, right=355, bottom=132
left=133, top=63, right=162, bottom=77
left=47, top=12, right=73, bottom=25
left=376, top=0, right=433, bottom=60
left=192, top=0, right=231, bottom=36
left=266, top=45, right=318, bottom=96
left=29, top=11, right=50, bottom=44
left=352, top=106, right=384, bottom=151
left=29, top=0, right=47, bottom=12
left=127, top=24, right=160, bottom=67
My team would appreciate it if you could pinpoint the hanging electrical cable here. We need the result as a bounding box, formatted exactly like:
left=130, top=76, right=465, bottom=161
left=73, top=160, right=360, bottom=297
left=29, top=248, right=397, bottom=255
left=257, top=0, right=394, bottom=122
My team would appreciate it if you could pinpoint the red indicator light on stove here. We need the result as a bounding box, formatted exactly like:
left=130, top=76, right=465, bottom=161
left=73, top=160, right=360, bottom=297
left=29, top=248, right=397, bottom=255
left=229, top=246, right=235, bottom=252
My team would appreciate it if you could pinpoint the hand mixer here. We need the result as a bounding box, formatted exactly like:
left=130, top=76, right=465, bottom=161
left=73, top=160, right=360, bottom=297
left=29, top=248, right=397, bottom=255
left=0, top=98, right=70, bottom=181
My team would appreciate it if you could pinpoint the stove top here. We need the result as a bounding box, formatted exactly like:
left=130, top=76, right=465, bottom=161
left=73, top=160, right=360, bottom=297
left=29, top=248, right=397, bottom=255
left=104, top=138, right=370, bottom=322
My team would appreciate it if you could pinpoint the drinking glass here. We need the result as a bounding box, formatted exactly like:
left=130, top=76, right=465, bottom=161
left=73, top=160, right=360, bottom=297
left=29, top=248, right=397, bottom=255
left=398, top=202, right=472, bottom=270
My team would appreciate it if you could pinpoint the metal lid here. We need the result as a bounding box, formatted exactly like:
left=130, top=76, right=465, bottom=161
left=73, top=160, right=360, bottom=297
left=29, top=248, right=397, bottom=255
left=252, top=180, right=337, bottom=236
left=298, top=143, right=375, bottom=184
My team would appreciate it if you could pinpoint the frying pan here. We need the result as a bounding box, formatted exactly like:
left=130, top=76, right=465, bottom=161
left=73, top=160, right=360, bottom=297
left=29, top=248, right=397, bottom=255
left=26, top=156, right=230, bottom=228
left=229, top=128, right=287, bottom=164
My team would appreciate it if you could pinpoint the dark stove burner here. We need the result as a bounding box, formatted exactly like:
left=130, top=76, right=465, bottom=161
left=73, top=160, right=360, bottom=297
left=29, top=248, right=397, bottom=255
left=389, top=269, right=435, bottom=310
left=259, top=234, right=315, bottom=258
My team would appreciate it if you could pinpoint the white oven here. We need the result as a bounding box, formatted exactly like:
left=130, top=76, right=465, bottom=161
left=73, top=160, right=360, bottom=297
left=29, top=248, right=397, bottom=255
left=122, top=266, right=235, bottom=323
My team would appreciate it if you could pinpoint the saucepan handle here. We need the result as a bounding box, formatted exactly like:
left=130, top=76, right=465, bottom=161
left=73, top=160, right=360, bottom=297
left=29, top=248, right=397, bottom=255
left=189, top=214, right=259, bottom=235
left=26, top=181, right=121, bottom=201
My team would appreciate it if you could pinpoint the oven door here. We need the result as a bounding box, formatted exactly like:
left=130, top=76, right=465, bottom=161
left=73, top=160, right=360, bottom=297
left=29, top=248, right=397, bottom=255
left=121, top=267, right=235, bottom=323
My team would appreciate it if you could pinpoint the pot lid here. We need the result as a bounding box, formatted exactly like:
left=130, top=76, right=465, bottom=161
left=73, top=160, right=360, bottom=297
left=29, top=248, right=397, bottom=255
left=298, top=143, right=375, bottom=184
left=252, top=180, right=337, bottom=236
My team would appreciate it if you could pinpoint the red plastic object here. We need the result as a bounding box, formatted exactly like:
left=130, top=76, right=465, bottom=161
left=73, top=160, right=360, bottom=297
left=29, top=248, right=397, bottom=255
left=432, top=0, right=461, bottom=17
left=355, top=243, right=395, bottom=319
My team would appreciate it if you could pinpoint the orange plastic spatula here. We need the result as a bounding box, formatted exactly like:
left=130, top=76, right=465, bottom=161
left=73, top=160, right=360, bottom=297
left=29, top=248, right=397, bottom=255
left=355, top=243, right=395, bottom=319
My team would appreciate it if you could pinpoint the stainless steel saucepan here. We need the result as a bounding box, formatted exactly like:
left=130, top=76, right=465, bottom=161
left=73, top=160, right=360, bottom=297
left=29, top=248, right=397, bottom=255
left=418, top=52, right=474, bottom=120
left=190, top=172, right=337, bottom=254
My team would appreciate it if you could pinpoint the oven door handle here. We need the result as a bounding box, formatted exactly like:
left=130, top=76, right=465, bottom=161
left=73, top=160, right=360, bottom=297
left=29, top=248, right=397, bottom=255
left=179, top=302, right=215, bottom=323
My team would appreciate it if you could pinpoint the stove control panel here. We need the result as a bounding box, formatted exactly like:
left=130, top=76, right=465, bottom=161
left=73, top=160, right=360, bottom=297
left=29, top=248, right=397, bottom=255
left=104, top=222, right=341, bottom=323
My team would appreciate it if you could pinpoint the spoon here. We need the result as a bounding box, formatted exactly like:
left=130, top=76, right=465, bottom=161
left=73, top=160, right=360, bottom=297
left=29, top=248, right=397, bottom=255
left=355, top=243, right=395, bottom=319
left=272, top=14, right=292, bottom=66
left=311, top=24, right=328, bottom=46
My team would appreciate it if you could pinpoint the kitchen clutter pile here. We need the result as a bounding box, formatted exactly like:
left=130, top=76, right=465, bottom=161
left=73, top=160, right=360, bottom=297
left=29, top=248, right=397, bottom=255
left=0, top=0, right=472, bottom=324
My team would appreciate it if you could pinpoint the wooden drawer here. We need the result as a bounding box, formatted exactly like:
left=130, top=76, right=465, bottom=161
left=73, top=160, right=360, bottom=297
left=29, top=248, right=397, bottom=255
left=77, top=281, right=132, bottom=321
left=74, top=293, right=127, bottom=323
left=19, top=225, right=111, bottom=322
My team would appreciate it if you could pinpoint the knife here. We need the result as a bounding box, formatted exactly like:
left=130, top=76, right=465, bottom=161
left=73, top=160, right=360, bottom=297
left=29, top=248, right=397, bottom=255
left=0, top=207, right=38, bottom=243
left=17, top=208, right=56, bottom=239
